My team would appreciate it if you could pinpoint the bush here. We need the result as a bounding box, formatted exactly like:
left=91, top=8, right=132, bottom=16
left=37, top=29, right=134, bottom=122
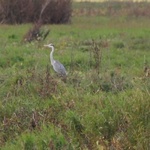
left=41, top=0, right=72, bottom=24
left=0, top=0, right=72, bottom=24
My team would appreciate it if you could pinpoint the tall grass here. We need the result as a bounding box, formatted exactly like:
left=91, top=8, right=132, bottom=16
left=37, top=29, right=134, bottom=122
left=0, top=2, right=150, bottom=149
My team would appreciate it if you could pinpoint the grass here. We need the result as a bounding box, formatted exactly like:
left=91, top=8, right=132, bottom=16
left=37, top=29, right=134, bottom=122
left=0, top=3, right=150, bottom=150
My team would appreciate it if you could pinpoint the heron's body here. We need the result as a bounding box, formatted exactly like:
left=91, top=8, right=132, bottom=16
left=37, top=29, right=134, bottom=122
left=45, top=44, right=67, bottom=76
left=52, top=60, right=67, bottom=76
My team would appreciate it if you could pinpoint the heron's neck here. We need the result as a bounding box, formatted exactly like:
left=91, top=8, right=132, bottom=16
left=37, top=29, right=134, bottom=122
left=50, top=46, right=54, bottom=64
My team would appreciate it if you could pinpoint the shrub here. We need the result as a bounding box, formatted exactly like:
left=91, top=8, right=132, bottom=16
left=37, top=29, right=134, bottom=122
left=0, top=0, right=72, bottom=24
left=41, top=0, right=72, bottom=24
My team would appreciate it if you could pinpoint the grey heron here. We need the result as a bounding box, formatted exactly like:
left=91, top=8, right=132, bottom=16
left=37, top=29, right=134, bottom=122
left=44, top=43, right=67, bottom=76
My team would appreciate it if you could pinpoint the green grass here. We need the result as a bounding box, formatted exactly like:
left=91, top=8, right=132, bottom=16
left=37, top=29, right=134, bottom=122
left=0, top=10, right=150, bottom=150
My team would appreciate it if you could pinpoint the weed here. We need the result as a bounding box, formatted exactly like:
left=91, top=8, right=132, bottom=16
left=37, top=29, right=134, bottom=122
left=23, top=22, right=50, bottom=43
left=91, top=39, right=102, bottom=75
left=38, top=65, right=58, bottom=98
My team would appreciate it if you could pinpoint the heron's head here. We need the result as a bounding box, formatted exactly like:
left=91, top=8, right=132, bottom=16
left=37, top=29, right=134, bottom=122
left=44, top=43, right=54, bottom=48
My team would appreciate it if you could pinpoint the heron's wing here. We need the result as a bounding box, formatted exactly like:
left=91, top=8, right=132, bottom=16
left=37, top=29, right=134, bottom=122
left=53, top=60, right=67, bottom=75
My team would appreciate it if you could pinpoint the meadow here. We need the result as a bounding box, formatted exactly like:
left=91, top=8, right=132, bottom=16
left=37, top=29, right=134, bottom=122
left=0, top=2, right=150, bottom=150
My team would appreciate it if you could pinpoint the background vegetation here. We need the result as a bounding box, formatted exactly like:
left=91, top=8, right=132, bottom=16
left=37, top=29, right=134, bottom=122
left=0, top=1, right=150, bottom=150
left=0, top=0, right=72, bottom=24
left=73, top=1, right=150, bottom=18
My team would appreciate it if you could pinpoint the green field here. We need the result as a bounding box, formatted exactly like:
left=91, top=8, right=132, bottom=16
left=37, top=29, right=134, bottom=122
left=0, top=3, right=150, bottom=150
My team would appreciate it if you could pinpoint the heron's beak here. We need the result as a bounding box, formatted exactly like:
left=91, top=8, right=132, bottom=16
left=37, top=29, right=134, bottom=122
left=44, top=45, right=49, bottom=47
